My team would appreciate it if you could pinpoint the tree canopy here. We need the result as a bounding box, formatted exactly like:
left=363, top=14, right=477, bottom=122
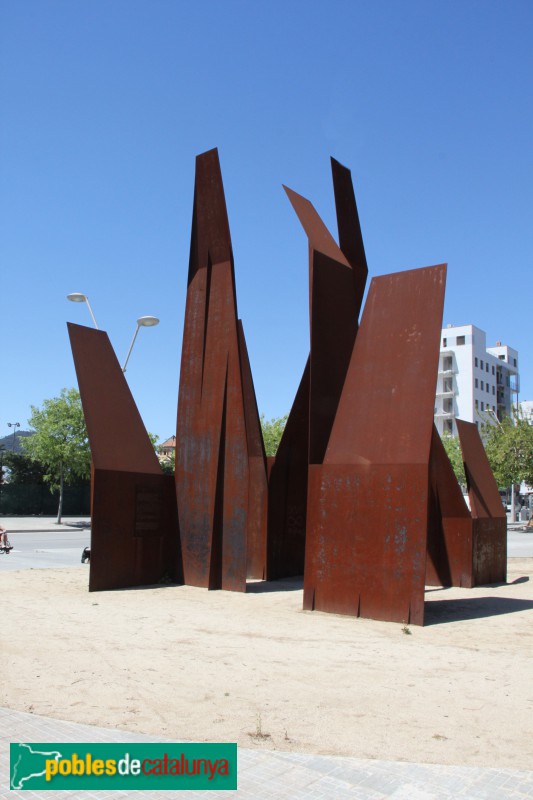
left=22, top=388, right=91, bottom=522
left=440, top=432, right=466, bottom=487
left=482, top=411, right=533, bottom=489
left=260, top=414, right=288, bottom=457
left=1, top=451, right=47, bottom=485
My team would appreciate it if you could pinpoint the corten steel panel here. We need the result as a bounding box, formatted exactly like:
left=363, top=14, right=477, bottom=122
left=456, top=419, right=507, bottom=519
left=471, top=518, right=507, bottom=584
left=267, top=359, right=310, bottom=579
left=267, top=159, right=368, bottom=579
left=283, top=186, right=360, bottom=465
left=330, top=157, right=368, bottom=314
left=68, top=323, right=161, bottom=474
left=305, top=264, right=447, bottom=625
left=237, top=320, right=268, bottom=580
left=304, top=464, right=429, bottom=625
left=90, top=470, right=180, bottom=592
left=176, top=148, right=249, bottom=592
left=325, top=265, right=447, bottom=465
left=68, top=323, right=181, bottom=591
left=426, top=426, right=473, bottom=587
left=456, top=419, right=506, bottom=584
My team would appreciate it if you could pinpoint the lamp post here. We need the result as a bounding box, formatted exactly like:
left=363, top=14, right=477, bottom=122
left=122, top=316, right=160, bottom=373
left=67, top=293, right=99, bottom=329
left=7, top=422, right=20, bottom=452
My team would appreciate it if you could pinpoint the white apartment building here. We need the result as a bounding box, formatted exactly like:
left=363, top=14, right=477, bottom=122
left=434, top=324, right=519, bottom=437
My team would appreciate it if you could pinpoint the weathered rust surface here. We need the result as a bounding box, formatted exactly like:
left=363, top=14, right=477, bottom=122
left=267, top=359, right=310, bottom=578
left=68, top=323, right=161, bottom=474
left=284, top=185, right=359, bottom=465
left=68, top=323, right=181, bottom=591
left=306, top=463, right=429, bottom=623
left=330, top=157, right=368, bottom=310
left=237, top=320, right=268, bottom=580
left=456, top=419, right=507, bottom=584
left=426, top=425, right=473, bottom=587
left=90, top=470, right=180, bottom=592
left=175, top=148, right=249, bottom=592
left=267, top=159, right=367, bottom=579
left=304, top=264, right=447, bottom=625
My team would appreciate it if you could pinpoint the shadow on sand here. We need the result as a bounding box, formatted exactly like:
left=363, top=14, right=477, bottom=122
left=246, top=577, right=303, bottom=594
left=425, top=594, right=533, bottom=625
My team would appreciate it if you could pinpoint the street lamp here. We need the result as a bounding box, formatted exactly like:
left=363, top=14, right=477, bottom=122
left=66, top=294, right=159, bottom=372
left=122, top=316, right=160, bottom=373
left=67, top=293, right=99, bottom=329
left=7, top=422, right=20, bottom=452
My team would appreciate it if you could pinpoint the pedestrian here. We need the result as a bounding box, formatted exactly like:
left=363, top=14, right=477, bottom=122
left=0, top=523, right=11, bottom=551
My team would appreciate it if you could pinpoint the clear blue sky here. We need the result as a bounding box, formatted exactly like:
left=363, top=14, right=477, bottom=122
left=2, top=0, right=532, bottom=441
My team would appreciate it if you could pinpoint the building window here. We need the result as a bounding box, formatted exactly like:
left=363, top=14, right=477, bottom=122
left=487, top=385, right=490, bottom=393
left=514, top=358, right=517, bottom=367
left=443, top=356, right=453, bottom=371
left=480, top=359, right=484, bottom=369
left=492, top=386, right=495, bottom=395
left=475, top=378, right=478, bottom=388
left=475, top=357, right=478, bottom=367
left=481, top=401, right=485, bottom=411
left=475, top=399, right=479, bottom=409
left=456, top=335, right=465, bottom=345
left=486, top=363, right=489, bottom=373
left=481, top=381, right=484, bottom=390
left=492, top=366, right=495, bottom=375
left=499, top=354, right=505, bottom=360
left=442, top=338, right=447, bottom=347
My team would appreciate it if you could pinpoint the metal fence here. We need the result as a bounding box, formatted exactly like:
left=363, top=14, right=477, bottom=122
left=0, top=484, right=90, bottom=516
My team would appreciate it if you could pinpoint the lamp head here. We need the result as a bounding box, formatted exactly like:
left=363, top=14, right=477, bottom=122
left=137, top=316, right=160, bottom=327
left=67, top=293, right=88, bottom=303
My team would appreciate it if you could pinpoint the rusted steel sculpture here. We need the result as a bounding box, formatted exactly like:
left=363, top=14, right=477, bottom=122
left=266, top=358, right=310, bottom=578
left=426, top=425, right=473, bottom=587
left=304, top=264, right=447, bottom=625
left=456, top=419, right=507, bottom=584
left=238, top=320, right=268, bottom=580
left=267, top=158, right=368, bottom=579
left=68, top=322, right=180, bottom=592
left=176, top=148, right=260, bottom=591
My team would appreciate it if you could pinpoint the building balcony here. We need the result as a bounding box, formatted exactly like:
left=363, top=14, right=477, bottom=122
left=434, top=410, right=455, bottom=418
left=436, top=390, right=455, bottom=397
left=438, top=368, right=457, bottom=376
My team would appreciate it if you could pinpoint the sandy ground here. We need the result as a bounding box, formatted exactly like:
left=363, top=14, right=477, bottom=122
left=1, top=559, right=533, bottom=770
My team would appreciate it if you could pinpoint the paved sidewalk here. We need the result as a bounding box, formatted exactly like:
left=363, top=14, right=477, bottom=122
left=2, top=707, right=533, bottom=799
left=0, top=516, right=91, bottom=533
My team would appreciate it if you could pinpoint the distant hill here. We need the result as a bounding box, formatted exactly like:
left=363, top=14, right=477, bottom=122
left=0, top=430, right=33, bottom=455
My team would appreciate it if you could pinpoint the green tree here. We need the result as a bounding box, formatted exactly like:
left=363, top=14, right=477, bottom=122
left=440, top=433, right=466, bottom=487
left=483, top=410, right=533, bottom=521
left=1, top=451, right=47, bottom=484
left=483, top=412, right=533, bottom=488
left=22, top=388, right=91, bottom=523
left=0, top=445, right=6, bottom=485
left=260, top=414, right=288, bottom=457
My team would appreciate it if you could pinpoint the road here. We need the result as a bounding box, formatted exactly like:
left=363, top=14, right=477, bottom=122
left=1, top=528, right=532, bottom=573
left=0, top=530, right=90, bottom=572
